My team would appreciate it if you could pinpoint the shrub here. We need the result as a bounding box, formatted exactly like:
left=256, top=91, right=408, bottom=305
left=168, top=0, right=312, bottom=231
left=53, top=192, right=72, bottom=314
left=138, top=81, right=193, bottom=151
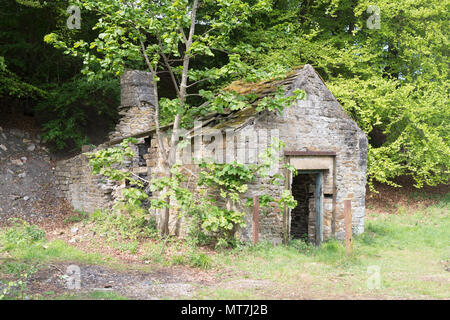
left=288, top=239, right=315, bottom=255
left=90, top=204, right=158, bottom=241
left=36, top=77, right=119, bottom=150
left=2, top=219, right=46, bottom=249
left=187, top=251, right=212, bottom=270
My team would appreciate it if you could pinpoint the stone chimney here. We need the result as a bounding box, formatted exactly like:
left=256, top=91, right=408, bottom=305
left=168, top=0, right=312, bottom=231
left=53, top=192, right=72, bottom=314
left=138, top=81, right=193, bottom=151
left=109, top=70, right=156, bottom=140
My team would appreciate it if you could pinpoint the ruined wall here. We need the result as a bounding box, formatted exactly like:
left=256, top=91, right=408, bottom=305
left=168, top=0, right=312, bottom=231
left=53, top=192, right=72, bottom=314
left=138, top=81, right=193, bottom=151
left=56, top=70, right=155, bottom=213
left=54, top=153, right=115, bottom=213
left=144, top=63, right=367, bottom=244
left=254, top=64, right=368, bottom=240
left=109, top=70, right=156, bottom=141
left=178, top=65, right=367, bottom=243
left=55, top=65, right=367, bottom=244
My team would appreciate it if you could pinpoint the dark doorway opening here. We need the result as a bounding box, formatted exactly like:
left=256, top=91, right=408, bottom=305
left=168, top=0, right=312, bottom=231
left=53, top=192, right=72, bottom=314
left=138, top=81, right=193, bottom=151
left=290, top=173, right=316, bottom=241
left=137, top=137, right=151, bottom=167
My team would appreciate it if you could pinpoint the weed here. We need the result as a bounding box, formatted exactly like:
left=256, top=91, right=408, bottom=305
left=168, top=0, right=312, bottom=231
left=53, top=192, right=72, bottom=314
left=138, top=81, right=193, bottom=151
left=0, top=260, right=40, bottom=300
left=89, top=205, right=159, bottom=241
left=64, top=210, right=90, bottom=224
left=2, top=219, right=46, bottom=248
left=288, top=239, right=315, bottom=255
left=187, top=251, right=212, bottom=269
left=170, top=254, right=187, bottom=266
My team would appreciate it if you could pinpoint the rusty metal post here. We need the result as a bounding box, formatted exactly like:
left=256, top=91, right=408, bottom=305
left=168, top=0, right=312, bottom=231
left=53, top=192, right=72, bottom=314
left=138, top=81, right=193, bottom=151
left=252, top=196, right=260, bottom=245
left=344, top=199, right=353, bottom=255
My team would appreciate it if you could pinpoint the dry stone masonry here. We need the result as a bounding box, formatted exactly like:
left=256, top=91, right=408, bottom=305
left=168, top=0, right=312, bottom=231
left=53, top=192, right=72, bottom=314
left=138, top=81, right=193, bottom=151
left=55, top=70, right=156, bottom=212
left=109, top=70, right=156, bottom=141
left=55, top=65, right=368, bottom=244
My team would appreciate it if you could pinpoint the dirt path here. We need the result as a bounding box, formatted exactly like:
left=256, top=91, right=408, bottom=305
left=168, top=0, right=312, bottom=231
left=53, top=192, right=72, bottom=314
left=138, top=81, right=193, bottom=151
left=6, top=261, right=374, bottom=300
left=21, top=262, right=214, bottom=300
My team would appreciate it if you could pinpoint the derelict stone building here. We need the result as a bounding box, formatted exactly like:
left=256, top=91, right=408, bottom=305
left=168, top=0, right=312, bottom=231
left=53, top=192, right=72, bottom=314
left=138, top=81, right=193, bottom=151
left=55, top=65, right=368, bottom=244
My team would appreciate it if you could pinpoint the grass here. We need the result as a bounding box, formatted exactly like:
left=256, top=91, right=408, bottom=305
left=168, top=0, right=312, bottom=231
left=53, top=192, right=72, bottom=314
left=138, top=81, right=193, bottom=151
left=63, top=210, right=90, bottom=224
left=33, top=290, right=129, bottom=300
left=1, top=194, right=448, bottom=299
left=0, top=219, right=133, bottom=274
left=196, top=194, right=450, bottom=299
left=1, top=238, right=108, bottom=266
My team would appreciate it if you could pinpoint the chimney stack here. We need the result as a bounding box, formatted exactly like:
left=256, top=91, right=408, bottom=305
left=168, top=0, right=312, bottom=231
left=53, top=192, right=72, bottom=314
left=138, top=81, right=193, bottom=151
left=109, top=70, right=156, bottom=140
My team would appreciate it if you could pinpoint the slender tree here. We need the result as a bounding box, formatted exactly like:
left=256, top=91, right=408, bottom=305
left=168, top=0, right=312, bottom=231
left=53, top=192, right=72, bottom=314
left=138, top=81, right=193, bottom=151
left=46, top=0, right=276, bottom=234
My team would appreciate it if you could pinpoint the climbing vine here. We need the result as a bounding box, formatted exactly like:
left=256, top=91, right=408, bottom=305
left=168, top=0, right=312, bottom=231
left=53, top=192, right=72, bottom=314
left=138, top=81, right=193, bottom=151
left=87, top=137, right=297, bottom=248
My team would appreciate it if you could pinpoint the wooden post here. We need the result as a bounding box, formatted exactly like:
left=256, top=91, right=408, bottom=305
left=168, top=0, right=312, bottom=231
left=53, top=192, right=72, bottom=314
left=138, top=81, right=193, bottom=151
left=283, top=166, right=291, bottom=244
left=344, top=199, right=353, bottom=255
left=252, top=196, right=259, bottom=245
left=315, top=172, right=323, bottom=246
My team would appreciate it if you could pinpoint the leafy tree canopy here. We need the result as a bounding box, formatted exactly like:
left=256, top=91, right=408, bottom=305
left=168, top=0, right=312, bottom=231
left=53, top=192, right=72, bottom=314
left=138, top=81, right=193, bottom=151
left=1, top=0, right=447, bottom=188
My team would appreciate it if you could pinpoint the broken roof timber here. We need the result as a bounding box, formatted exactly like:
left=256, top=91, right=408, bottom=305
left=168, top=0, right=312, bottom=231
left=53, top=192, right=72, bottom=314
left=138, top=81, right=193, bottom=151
left=101, top=65, right=316, bottom=148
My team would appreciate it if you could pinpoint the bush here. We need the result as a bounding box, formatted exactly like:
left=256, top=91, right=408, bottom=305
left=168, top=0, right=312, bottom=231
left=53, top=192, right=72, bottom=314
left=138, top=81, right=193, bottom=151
left=187, top=251, right=212, bottom=269
left=90, top=204, right=158, bottom=241
left=169, top=251, right=212, bottom=269
left=288, top=239, right=315, bottom=255
left=36, top=77, right=119, bottom=150
left=2, top=219, right=46, bottom=249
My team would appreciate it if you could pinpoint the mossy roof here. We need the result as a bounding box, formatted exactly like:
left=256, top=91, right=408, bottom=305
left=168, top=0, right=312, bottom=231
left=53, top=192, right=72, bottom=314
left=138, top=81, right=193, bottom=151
left=192, top=66, right=305, bottom=136
left=105, top=66, right=308, bottom=146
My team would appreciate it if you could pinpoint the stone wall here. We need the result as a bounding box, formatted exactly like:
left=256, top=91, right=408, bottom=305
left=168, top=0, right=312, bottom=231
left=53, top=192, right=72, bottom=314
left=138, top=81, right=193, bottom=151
left=54, top=153, right=115, bottom=213
left=142, top=63, right=367, bottom=243
left=254, top=64, right=368, bottom=240
left=156, top=64, right=368, bottom=243
left=56, top=70, right=155, bottom=213
left=55, top=65, right=367, bottom=244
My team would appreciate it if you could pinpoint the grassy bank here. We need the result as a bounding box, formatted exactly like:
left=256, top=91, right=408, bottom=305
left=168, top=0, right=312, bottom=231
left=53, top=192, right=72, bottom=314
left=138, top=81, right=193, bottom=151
left=199, top=194, right=450, bottom=299
left=1, top=194, right=449, bottom=299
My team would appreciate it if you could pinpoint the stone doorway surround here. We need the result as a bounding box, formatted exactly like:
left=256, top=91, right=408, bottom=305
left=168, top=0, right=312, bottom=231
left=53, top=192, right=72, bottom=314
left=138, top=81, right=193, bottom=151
left=284, top=151, right=336, bottom=245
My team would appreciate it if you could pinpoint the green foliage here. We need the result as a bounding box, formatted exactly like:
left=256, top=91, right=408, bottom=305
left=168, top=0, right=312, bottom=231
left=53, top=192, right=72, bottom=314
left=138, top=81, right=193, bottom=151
left=1, top=0, right=447, bottom=190
left=64, top=210, right=90, bottom=224
left=0, top=259, right=40, bottom=300
left=90, top=205, right=158, bottom=241
left=288, top=239, right=315, bottom=255
left=195, top=86, right=305, bottom=119
left=255, top=88, right=305, bottom=113
left=88, top=138, right=144, bottom=195
left=0, top=65, right=45, bottom=99
left=169, top=249, right=212, bottom=269
left=233, top=0, right=449, bottom=188
left=186, top=251, right=213, bottom=269
left=1, top=219, right=46, bottom=250
left=87, top=139, right=159, bottom=240
left=0, top=219, right=45, bottom=300
left=36, top=77, right=119, bottom=150
left=150, top=138, right=297, bottom=247
left=0, top=0, right=119, bottom=150
left=44, top=0, right=273, bottom=81
left=198, top=161, right=254, bottom=201
left=89, top=137, right=296, bottom=248
left=0, top=1, right=70, bottom=100
left=43, top=0, right=304, bottom=147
